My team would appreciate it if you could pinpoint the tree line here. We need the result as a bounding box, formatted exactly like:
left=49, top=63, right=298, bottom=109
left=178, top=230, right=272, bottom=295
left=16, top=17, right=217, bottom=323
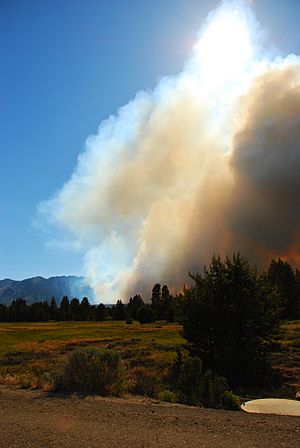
left=0, top=257, right=299, bottom=324
left=0, top=285, right=183, bottom=323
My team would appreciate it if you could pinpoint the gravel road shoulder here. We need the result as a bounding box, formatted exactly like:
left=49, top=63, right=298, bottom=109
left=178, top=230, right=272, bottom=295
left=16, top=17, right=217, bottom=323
left=0, top=386, right=299, bottom=448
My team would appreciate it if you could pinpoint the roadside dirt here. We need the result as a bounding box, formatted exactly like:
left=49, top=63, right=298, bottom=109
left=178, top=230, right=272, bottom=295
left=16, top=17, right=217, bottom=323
left=0, top=386, right=299, bottom=448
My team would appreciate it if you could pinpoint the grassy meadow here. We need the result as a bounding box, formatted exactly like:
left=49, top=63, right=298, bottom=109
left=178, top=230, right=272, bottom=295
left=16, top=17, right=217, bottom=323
left=0, top=319, right=299, bottom=394
left=0, top=321, right=184, bottom=390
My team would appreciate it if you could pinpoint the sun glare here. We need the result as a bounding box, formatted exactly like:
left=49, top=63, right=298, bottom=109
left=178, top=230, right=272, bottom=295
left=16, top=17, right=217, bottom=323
left=194, top=9, right=253, bottom=86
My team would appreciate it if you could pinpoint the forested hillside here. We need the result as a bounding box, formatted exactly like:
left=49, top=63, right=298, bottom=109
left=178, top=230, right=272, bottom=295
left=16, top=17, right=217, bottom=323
left=0, top=276, right=94, bottom=305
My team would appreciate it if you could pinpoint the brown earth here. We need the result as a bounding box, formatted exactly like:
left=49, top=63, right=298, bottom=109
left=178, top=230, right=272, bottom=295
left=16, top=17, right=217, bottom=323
left=0, top=386, right=299, bottom=448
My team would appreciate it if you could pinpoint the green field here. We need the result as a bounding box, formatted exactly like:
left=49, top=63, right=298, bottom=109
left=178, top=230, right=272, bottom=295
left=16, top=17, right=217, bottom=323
left=0, top=321, right=184, bottom=389
left=0, top=320, right=299, bottom=392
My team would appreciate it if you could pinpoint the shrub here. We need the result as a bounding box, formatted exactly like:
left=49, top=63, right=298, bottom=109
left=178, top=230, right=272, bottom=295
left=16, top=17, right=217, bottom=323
left=129, top=367, right=159, bottom=397
left=0, top=372, right=37, bottom=388
left=175, top=356, right=229, bottom=408
left=128, top=354, right=157, bottom=369
left=171, top=348, right=184, bottom=383
left=36, top=371, right=54, bottom=391
left=223, top=391, right=240, bottom=411
left=176, top=356, right=203, bottom=404
left=198, top=369, right=228, bottom=409
left=55, top=348, right=123, bottom=395
left=158, top=389, right=177, bottom=403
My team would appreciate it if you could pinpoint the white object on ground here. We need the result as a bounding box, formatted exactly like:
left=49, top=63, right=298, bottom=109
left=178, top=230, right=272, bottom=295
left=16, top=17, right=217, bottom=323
left=241, top=398, right=300, bottom=416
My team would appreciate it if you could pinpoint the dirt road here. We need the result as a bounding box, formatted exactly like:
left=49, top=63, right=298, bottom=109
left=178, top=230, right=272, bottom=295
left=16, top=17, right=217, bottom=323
left=0, top=386, right=299, bottom=448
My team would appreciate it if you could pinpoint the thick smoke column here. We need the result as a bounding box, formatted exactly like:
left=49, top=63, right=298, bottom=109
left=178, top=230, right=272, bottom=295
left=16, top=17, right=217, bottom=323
left=40, top=1, right=300, bottom=302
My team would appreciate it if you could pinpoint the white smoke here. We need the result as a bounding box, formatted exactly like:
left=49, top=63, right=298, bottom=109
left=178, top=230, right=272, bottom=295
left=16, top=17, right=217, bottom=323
left=39, top=1, right=300, bottom=302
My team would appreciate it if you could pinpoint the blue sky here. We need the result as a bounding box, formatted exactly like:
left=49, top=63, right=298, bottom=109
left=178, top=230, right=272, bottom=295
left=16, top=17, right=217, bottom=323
left=1, top=0, right=300, bottom=280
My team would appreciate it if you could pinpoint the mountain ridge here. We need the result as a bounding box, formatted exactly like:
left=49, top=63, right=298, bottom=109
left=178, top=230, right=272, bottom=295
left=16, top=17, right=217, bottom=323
left=0, top=275, right=95, bottom=305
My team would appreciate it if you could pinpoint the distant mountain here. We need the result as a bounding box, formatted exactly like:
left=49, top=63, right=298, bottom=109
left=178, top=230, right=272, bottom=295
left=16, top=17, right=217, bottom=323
left=0, top=276, right=95, bottom=305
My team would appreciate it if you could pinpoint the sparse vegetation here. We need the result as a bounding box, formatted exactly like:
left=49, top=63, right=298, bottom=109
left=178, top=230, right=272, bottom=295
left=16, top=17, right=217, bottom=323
left=223, top=391, right=241, bottom=411
left=173, top=355, right=230, bottom=408
left=158, top=389, right=177, bottom=403
left=0, top=318, right=299, bottom=407
left=54, top=348, right=123, bottom=395
left=128, top=366, right=159, bottom=397
left=0, top=320, right=183, bottom=395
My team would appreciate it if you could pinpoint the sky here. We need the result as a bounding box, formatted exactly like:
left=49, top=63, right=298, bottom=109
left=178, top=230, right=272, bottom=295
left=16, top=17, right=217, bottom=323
left=1, top=0, right=300, bottom=282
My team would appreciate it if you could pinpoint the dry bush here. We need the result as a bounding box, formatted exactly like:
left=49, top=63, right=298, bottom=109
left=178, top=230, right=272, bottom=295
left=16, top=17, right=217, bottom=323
left=54, top=348, right=123, bottom=395
left=128, top=367, right=159, bottom=397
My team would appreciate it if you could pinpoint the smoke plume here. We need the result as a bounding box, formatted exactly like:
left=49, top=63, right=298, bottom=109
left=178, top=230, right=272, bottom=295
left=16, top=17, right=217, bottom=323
left=40, top=1, right=300, bottom=302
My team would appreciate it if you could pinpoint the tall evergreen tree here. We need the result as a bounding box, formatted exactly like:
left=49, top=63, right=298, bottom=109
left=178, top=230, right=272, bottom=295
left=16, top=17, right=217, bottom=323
left=95, top=303, right=108, bottom=321
left=112, top=300, right=127, bottom=321
left=0, top=304, right=8, bottom=322
left=267, top=258, right=299, bottom=319
left=137, top=304, right=155, bottom=324
left=81, top=297, right=91, bottom=320
left=182, top=254, right=281, bottom=387
left=60, top=296, right=70, bottom=320
left=151, top=283, right=161, bottom=319
left=128, top=294, right=144, bottom=320
left=161, top=285, right=170, bottom=320
left=296, top=269, right=300, bottom=318
left=70, top=298, right=82, bottom=320
left=50, top=297, right=58, bottom=320
left=10, top=299, right=27, bottom=322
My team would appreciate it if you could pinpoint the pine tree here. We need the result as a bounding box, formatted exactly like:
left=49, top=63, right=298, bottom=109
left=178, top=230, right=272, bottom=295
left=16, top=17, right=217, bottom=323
left=151, top=283, right=161, bottom=319
left=182, top=254, right=281, bottom=387
left=267, top=258, right=298, bottom=319
left=50, top=297, right=58, bottom=320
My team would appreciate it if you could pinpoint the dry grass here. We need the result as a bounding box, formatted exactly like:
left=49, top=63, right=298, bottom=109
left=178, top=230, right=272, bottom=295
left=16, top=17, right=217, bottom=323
left=0, top=321, right=183, bottom=389
left=0, top=319, right=299, bottom=393
left=272, top=320, right=300, bottom=389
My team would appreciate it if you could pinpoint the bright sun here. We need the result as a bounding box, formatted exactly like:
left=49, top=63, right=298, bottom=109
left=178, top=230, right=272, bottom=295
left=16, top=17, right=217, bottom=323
left=194, top=8, right=253, bottom=86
